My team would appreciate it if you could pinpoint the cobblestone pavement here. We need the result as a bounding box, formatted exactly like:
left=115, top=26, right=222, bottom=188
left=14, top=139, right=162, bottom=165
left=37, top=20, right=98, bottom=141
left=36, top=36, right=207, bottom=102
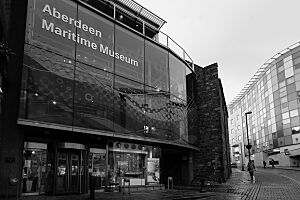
left=18, top=168, right=300, bottom=200
left=204, top=168, right=300, bottom=200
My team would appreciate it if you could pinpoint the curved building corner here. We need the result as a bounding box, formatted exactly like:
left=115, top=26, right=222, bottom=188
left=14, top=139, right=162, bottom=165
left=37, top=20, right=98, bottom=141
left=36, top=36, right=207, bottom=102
left=228, top=42, right=300, bottom=168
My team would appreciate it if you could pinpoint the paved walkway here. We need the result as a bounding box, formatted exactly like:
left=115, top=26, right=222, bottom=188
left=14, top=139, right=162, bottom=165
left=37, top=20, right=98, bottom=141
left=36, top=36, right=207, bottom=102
left=17, top=168, right=300, bottom=200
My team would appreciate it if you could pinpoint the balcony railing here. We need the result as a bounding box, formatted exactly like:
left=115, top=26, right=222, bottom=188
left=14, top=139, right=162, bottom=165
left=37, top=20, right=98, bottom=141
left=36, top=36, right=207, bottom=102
left=79, top=0, right=194, bottom=71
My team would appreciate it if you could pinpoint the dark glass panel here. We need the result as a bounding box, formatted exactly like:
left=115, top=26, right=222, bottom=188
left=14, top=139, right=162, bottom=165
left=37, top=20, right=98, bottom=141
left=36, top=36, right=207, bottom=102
left=285, top=135, right=293, bottom=145
left=20, top=44, right=74, bottom=125
left=25, top=0, right=77, bottom=59
left=169, top=54, right=186, bottom=102
left=116, top=8, right=143, bottom=34
left=145, top=25, right=158, bottom=39
left=144, top=86, right=171, bottom=141
left=276, top=60, right=284, bottom=68
left=145, top=40, right=169, bottom=92
left=83, top=0, right=114, bottom=18
left=287, top=83, right=296, bottom=95
left=113, top=75, right=145, bottom=134
left=114, top=25, right=144, bottom=83
left=170, top=94, right=188, bottom=144
left=293, top=51, right=300, bottom=60
left=73, top=63, right=114, bottom=131
left=77, top=5, right=114, bottom=72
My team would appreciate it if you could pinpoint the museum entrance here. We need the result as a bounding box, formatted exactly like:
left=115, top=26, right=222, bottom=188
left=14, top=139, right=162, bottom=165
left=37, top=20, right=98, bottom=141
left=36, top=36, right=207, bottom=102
left=55, top=143, right=87, bottom=194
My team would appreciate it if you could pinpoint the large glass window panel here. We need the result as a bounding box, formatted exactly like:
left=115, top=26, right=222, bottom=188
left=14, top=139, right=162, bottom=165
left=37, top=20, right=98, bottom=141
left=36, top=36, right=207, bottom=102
left=284, top=55, right=292, bottom=63
left=278, top=81, right=286, bottom=88
left=277, top=72, right=285, bottom=82
left=294, top=57, right=300, bottom=65
left=271, top=68, right=277, bottom=77
left=25, top=0, right=77, bottom=59
left=293, top=52, right=300, bottom=60
left=73, top=63, right=114, bottom=131
left=283, top=128, right=292, bottom=136
left=144, top=86, right=171, bottom=141
left=285, top=67, right=294, bottom=78
left=77, top=5, right=114, bottom=72
left=287, top=85, right=296, bottom=97
left=289, top=100, right=298, bottom=110
left=284, top=136, right=293, bottom=145
left=115, top=25, right=144, bottom=83
left=145, top=40, right=169, bottom=92
left=287, top=77, right=295, bottom=85
left=114, top=75, right=145, bottom=134
left=169, top=54, right=186, bottom=101
left=287, top=92, right=297, bottom=102
left=20, top=45, right=74, bottom=126
left=170, top=94, right=188, bottom=144
left=295, top=64, right=300, bottom=74
left=278, top=137, right=285, bottom=147
left=291, top=116, right=300, bottom=127
left=284, top=59, right=293, bottom=69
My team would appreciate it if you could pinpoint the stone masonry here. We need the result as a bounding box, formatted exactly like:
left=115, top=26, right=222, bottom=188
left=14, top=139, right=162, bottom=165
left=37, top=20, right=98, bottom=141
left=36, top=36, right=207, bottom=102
left=191, top=63, right=231, bottom=184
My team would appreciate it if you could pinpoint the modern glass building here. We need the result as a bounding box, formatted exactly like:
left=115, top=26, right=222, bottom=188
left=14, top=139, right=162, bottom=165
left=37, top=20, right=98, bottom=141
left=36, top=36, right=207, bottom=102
left=228, top=42, right=300, bottom=168
left=0, top=0, right=200, bottom=196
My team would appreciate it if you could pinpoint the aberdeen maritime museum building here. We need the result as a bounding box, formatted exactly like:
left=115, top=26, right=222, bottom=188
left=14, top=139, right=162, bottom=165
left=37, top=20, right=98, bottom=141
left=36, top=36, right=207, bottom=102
left=0, top=0, right=208, bottom=197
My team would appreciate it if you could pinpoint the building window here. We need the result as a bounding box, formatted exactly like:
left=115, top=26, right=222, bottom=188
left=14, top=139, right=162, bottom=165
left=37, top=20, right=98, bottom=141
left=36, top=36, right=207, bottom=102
left=231, top=129, right=234, bottom=134
left=290, top=109, right=298, bottom=118
left=237, top=125, right=241, bottom=130
left=232, top=138, right=235, bottom=144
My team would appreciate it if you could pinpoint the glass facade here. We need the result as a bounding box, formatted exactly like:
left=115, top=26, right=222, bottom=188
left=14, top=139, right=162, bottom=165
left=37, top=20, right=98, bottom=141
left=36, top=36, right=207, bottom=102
left=228, top=44, right=300, bottom=166
left=19, top=0, right=194, bottom=146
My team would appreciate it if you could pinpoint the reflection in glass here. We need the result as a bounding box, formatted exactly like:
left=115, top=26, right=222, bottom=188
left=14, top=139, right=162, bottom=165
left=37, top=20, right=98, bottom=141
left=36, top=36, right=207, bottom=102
left=77, top=5, right=114, bottom=72
left=74, top=63, right=114, bottom=131
left=114, top=75, right=144, bottom=134
left=145, top=86, right=171, bottom=140
left=25, top=0, right=77, bottom=59
left=115, top=25, right=144, bottom=83
left=20, top=45, right=74, bottom=126
left=169, top=54, right=186, bottom=101
left=145, top=41, right=169, bottom=92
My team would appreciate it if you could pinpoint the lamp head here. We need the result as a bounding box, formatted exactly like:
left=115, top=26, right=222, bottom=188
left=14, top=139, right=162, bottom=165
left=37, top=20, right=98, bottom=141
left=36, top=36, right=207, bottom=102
left=245, top=111, right=252, bottom=115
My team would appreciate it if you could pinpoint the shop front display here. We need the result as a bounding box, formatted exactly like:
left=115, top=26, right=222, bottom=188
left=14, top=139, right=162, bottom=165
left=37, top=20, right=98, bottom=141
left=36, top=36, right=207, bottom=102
left=22, top=142, right=47, bottom=195
left=108, top=142, right=161, bottom=187
left=89, top=148, right=106, bottom=190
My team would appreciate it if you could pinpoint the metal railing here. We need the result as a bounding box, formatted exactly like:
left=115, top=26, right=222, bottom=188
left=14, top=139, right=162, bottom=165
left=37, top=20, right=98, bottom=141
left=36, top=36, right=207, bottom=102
left=79, top=0, right=194, bottom=71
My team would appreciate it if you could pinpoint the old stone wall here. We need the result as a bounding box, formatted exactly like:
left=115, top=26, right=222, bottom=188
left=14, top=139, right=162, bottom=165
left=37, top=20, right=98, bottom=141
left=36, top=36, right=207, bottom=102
left=192, top=63, right=230, bottom=184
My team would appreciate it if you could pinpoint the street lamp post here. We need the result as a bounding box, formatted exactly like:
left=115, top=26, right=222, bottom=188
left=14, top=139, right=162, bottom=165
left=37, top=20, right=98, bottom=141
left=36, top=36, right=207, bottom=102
left=245, top=111, right=252, bottom=163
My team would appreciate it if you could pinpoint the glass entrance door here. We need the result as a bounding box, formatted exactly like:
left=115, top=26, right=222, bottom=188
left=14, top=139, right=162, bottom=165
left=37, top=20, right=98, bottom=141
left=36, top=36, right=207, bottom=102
left=22, top=148, right=47, bottom=195
left=56, top=150, right=84, bottom=194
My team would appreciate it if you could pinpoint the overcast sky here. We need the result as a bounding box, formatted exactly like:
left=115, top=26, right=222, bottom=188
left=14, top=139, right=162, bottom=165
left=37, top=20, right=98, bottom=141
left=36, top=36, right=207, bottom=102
left=135, top=0, right=300, bottom=104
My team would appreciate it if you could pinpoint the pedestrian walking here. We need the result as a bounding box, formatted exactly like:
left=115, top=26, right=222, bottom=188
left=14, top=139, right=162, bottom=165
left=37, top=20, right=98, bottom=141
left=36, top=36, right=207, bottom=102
left=271, top=159, right=275, bottom=168
left=247, top=160, right=256, bottom=181
left=263, top=160, right=266, bottom=168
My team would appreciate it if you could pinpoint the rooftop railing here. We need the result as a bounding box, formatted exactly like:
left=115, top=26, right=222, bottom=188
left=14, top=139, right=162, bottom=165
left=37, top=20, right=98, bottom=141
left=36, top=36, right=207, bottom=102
left=80, top=0, right=194, bottom=71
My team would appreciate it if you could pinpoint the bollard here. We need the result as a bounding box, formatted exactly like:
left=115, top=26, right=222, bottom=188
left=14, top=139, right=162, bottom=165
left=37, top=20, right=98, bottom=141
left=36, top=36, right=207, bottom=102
left=167, top=177, right=173, bottom=190
left=89, top=175, right=95, bottom=200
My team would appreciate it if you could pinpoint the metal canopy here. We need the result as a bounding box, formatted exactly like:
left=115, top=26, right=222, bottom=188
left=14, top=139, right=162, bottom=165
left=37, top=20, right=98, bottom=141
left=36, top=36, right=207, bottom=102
left=110, top=0, right=167, bottom=29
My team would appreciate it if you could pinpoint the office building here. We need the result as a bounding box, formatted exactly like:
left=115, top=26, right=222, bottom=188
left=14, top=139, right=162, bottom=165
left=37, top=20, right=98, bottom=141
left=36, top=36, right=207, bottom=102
left=228, top=42, right=300, bottom=168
